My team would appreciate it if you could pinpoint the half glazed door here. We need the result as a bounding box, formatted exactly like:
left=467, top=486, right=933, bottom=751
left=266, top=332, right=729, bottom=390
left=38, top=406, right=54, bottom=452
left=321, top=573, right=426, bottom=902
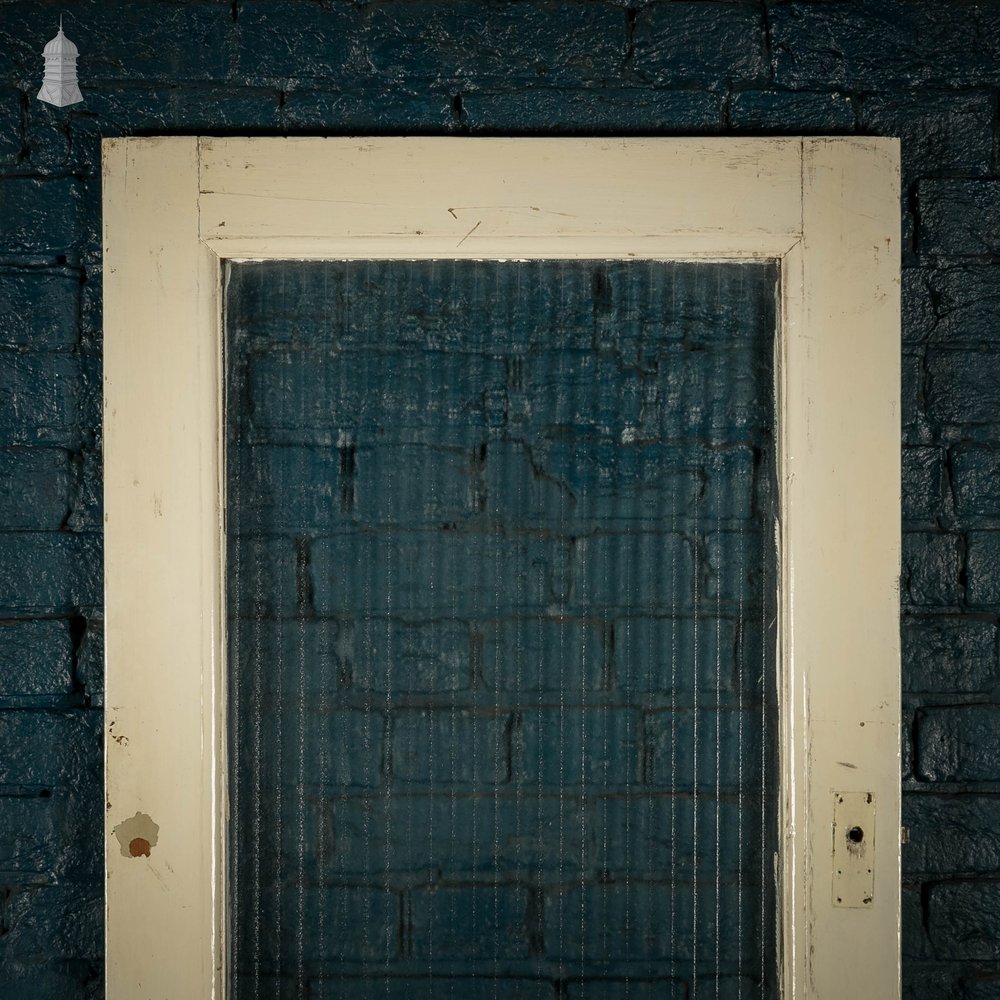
left=102, top=137, right=901, bottom=999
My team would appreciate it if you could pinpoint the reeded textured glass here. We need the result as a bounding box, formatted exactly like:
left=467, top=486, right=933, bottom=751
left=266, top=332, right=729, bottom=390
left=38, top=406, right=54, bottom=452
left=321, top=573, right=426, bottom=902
left=226, top=260, right=779, bottom=999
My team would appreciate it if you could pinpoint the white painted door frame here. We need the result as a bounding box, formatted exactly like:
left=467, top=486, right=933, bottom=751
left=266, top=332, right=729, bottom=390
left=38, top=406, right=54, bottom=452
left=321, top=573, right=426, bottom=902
left=102, top=136, right=901, bottom=999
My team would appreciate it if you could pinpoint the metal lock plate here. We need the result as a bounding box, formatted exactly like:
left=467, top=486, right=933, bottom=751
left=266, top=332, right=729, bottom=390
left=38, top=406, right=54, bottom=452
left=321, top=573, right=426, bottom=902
left=832, top=791, right=875, bottom=908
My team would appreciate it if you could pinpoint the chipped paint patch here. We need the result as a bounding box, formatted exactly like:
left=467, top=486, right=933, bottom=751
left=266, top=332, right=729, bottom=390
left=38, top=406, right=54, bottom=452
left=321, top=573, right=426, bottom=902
left=113, top=812, right=160, bottom=859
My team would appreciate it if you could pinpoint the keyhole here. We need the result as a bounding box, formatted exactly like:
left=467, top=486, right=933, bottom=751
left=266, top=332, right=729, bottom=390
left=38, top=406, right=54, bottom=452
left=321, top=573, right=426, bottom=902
left=847, top=826, right=865, bottom=844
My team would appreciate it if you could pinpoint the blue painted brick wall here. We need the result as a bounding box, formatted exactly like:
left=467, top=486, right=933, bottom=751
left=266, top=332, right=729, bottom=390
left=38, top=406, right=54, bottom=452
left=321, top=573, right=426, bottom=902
left=1, top=1, right=999, bottom=996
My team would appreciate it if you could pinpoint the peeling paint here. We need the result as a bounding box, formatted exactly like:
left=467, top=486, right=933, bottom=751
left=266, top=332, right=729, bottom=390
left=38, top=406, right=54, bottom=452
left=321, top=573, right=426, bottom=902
left=113, top=812, right=160, bottom=859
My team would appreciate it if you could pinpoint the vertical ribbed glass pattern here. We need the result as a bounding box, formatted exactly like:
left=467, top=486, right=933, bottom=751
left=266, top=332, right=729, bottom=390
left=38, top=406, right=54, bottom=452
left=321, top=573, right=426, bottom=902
left=226, top=260, right=779, bottom=999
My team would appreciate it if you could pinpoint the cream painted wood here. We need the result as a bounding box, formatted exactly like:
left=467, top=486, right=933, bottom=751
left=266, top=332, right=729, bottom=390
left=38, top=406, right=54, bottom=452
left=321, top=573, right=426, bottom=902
left=778, top=139, right=901, bottom=997
left=103, top=136, right=901, bottom=999
left=103, top=137, right=225, bottom=999
left=199, top=136, right=803, bottom=256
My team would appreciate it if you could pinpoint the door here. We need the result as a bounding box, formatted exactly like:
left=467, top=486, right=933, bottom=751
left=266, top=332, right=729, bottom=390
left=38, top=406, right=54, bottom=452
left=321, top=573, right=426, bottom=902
left=102, top=137, right=901, bottom=998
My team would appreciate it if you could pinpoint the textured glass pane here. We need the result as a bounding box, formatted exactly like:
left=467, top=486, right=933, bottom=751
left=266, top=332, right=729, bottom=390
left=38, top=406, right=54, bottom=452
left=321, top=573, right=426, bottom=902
left=226, top=260, right=779, bottom=999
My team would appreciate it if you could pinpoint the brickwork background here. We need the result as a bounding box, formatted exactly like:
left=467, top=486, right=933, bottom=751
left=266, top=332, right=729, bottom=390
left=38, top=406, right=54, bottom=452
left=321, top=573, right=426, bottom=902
left=0, top=1, right=999, bottom=997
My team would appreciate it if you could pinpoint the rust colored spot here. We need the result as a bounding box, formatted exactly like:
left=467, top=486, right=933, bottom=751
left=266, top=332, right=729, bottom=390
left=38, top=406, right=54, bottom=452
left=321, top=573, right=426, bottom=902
left=113, top=811, right=159, bottom=859
left=129, top=837, right=151, bottom=858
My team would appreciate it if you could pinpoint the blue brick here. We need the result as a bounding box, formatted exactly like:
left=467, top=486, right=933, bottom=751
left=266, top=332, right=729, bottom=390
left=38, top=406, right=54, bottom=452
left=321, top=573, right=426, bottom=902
left=228, top=536, right=298, bottom=617
left=392, top=709, right=508, bottom=787
left=901, top=268, right=939, bottom=346
left=481, top=618, right=605, bottom=693
left=901, top=532, right=962, bottom=607
left=80, top=257, right=102, bottom=350
left=902, top=616, right=996, bottom=694
left=355, top=443, right=476, bottom=526
left=0, top=788, right=101, bottom=880
left=0, top=533, right=101, bottom=613
left=230, top=259, right=772, bottom=358
left=311, top=979, right=554, bottom=1000
left=76, top=85, right=280, bottom=133
left=545, top=882, right=756, bottom=963
left=902, top=715, right=915, bottom=784
left=229, top=259, right=583, bottom=351
left=517, top=707, right=639, bottom=788
left=902, top=351, right=922, bottom=430
left=309, top=793, right=585, bottom=879
left=22, top=101, right=71, bottom=170
left=464, top=88, right=722, bottom=133
left=928, top=881, right=1000, bottom=960
left=0, top=620, right=73, bottom=700
left=901, top=885, right=934, bottom=961
left=230, top=444, right=346, bottom=534
left=967, top=532, right=1000, bottom=608
left=953, top=447, right=1000, bottom=519
left=282, top=88, right=454, bottom=132
left=0, top=710, right=100, bottom=787
left=408, top=885, right=533, bottom=960
left=521, top=349, right=644, bottom=439
left=67, top=446, right=102, bottom=532
left=598, top=796, right=760, bottom=878
left=771, top=1, right=1000, bottom=88
left=0, top=883, right=102, bottom=972
left=246, top=885, right=397, bottom=970
left=367, top=1, right=625, bottom=87
left=231, top=1, right=360, bottom=87
left=0, top=351, right=98, bottom=447
left=349, top=617, right=469, bottom=694
left=587, top=261, right=774, bottom=354
left=482, top=441, right=574, bottom=528
left=915, top=266, right=1000, bottom=345
left=573, top=533, right=694, bottom=612
left=0, top=268, right=79, bottom=348
left=0, top=1, right=231, bottom=83
left=566, top=980, right=685, bottom=1000
left=0, top=962, right=102, bottom=999
left=251, top=349, right=506, bottom=445
left=965, top=978, right=1000, bottom=1000
left=705, top=530, right=771, bottom=606
left=645, top=709, right=762, bottom=792
left=0, top=177, right=83, bottom=255
left=0, top=86, right=21, bottom=165
left=919, top=181, right=1000, bottom=256
left=648, top=345, right=772, bottom=442
left=275, top=708, right=383, bottom=790
left=902, top=447, right=943, bottom=523
left=76, top=618, right=102, bottom=706
left=0, top=449, right=71, bottom=530
left=312, top=533, right=564, bottom=615
left=926, top=348, right=1000, bottom=425
left=730, top=90, right=854, bottom=131
left=75, top=175, right=103, bottom=257
left=632, top=2, right=767, bottom=86
left=542, top=443, right=757, bottom=528
left=862, top=93, right=993, bottom=179
left=903, top=967, right=963, bottom=1000
left=905, top=796, right=1000, bottom=876
left=917, top=706, right=1000, bottom=782
left=615, top=616, right=739, bottom=696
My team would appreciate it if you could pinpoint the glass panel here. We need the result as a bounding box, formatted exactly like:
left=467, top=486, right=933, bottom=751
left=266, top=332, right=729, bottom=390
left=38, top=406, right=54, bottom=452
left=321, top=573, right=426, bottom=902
left=226, top=260, right=778, bottom=999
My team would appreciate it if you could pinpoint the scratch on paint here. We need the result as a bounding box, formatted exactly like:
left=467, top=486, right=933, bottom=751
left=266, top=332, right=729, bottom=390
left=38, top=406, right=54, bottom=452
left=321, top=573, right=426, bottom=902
left=456, top=219, right=482, bottom=247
